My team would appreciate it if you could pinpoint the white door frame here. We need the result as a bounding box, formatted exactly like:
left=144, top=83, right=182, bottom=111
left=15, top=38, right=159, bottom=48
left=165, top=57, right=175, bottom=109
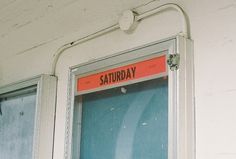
left=64, top=35, right=195, bottom=159
left=0, top=74, right=57, bottom=159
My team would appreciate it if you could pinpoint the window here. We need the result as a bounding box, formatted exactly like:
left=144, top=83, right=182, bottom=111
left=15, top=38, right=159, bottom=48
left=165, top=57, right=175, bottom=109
left=0, top=75, right=57, bottom=159
left=65, top=36, right=195, bottom=159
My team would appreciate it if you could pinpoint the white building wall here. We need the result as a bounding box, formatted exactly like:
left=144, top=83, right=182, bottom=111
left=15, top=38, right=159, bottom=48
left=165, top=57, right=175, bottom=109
left=0, top=0, right=236, bottom=159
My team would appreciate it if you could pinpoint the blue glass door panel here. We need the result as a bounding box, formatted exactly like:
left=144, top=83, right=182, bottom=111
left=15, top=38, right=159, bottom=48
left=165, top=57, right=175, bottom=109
left=0, top=91, right=36, bottom=159
left=79, top=78, right=168, bottom=159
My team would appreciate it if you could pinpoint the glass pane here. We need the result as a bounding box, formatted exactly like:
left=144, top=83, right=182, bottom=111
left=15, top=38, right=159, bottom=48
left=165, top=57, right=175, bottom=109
left=78, top=78, right=168, bottom=159
left=0, top=91, right=36, bottom=159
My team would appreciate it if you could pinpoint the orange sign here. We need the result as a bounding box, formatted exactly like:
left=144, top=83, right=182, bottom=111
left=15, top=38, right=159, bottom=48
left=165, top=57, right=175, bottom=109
left=77, top=55, right=166, bottom=93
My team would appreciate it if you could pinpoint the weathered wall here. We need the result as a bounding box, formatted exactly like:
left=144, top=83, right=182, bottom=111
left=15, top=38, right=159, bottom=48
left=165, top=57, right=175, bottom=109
left=0, top=0, right=236, bottom=159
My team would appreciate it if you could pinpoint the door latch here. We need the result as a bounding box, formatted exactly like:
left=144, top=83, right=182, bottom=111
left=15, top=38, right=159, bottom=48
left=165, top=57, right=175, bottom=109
left=167, top=54, right=180, bottom=71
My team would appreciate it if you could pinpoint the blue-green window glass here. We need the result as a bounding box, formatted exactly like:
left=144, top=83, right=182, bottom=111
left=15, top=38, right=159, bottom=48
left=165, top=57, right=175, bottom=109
left=0, top=91, right=36, bottom=159
left=79, top=78, right=168, bottom=159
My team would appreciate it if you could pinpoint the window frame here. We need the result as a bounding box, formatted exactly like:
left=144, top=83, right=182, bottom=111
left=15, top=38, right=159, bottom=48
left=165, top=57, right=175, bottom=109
left=0, top=74, right=57, bottom=159
left=65, top=35, right=195, bottom=159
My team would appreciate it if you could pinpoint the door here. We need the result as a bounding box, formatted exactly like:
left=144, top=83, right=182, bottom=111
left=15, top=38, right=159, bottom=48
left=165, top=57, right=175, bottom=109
left=0, top=89, right=37, bottom=159
left=68, top=36, right=195, bottom=159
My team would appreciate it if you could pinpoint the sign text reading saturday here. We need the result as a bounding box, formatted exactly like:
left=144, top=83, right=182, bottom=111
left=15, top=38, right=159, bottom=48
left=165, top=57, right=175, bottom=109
left=100, top=66, right=136, bottom=85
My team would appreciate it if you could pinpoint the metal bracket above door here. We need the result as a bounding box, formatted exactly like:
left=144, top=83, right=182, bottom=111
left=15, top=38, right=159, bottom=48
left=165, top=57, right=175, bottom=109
left=167, top=54, right=180, bottom=71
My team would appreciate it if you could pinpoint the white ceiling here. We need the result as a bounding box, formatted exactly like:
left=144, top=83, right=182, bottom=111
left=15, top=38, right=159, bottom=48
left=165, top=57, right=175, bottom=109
left=0, top=0, right=156, bottom=60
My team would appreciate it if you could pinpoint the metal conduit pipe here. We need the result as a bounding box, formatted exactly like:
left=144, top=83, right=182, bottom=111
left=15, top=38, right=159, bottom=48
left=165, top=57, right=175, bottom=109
left=51, top=24, right=120, bottom=75
left=135, top=3, right=189, bottom=38
left=51, top=3, right=190, bottom=75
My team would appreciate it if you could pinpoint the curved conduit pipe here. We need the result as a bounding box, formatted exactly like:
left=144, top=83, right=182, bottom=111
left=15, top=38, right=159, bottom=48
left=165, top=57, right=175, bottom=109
left=51, top=3, right=190, bottom=75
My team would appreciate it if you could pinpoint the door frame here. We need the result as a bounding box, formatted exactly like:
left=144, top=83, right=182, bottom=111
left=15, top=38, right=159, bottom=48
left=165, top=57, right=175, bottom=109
left=64, top=35, right=195, bottom=159
left=0, top=74, right=57, bottom=159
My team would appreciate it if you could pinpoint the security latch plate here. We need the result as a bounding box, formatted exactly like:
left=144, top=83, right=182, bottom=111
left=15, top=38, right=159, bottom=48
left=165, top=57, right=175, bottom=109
left=167, top=54, right=180, bottom=71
